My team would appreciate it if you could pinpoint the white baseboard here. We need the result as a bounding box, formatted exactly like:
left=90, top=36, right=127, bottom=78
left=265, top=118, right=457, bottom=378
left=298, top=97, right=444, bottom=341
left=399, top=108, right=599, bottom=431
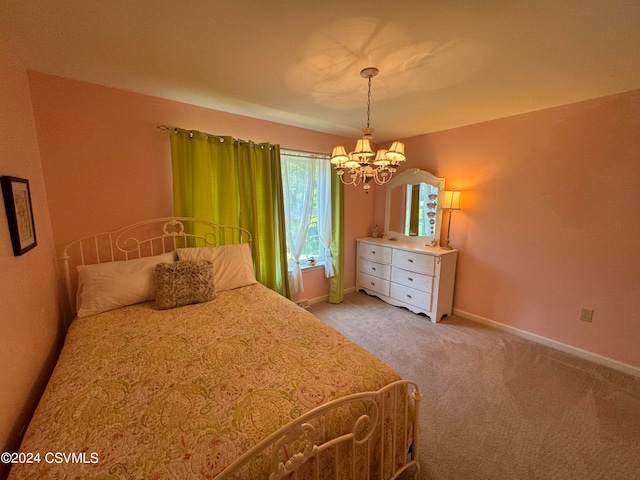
left=454, top=309, right=640, bottom=378
left=308, top=287, right=356, bottom=306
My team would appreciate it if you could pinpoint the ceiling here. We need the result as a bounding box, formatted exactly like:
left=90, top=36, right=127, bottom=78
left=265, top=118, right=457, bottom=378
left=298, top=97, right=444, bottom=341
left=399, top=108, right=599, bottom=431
left=2, top=0, right=640, bottom=142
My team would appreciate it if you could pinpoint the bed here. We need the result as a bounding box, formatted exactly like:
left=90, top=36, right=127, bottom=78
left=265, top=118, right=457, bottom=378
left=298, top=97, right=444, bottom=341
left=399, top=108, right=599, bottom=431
left=8, top=217, right=421, bottom=479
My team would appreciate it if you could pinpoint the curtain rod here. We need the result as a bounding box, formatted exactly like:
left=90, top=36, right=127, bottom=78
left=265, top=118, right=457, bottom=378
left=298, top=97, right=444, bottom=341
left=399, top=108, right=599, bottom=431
left=281, top=148, right=330, bottom=160
left=157, top=126, right=327, bottom=157
left=157, top=124, right=225, bottom=141
left=156, top=125, right=276, bottom=149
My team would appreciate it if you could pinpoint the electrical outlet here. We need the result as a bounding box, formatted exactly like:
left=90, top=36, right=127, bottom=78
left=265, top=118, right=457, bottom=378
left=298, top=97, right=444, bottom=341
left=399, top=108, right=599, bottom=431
left=579, top=308, right=594, bottom=322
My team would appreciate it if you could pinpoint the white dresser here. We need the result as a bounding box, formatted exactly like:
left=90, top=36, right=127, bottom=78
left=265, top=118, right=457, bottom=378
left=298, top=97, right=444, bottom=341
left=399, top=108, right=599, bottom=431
left=356, top=237, right=457, bottom=322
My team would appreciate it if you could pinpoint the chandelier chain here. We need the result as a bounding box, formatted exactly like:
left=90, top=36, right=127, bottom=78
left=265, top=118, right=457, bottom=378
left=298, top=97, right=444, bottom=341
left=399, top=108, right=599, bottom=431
left=366, top=76, right=372, bottom=129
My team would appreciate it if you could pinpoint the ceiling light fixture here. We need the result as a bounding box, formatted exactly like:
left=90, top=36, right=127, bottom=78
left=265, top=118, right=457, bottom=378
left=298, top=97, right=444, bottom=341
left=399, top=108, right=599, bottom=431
left=330, top=67, right=406, bottom=193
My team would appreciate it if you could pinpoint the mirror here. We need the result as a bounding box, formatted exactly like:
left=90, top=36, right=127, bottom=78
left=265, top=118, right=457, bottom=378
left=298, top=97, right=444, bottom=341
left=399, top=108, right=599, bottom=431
left=384, top=168, right=445, bottom=245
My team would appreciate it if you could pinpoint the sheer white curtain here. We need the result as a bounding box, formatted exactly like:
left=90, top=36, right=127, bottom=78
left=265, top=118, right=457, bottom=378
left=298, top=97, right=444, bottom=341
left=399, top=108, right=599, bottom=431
left=316, top=159, right=334, bottom=278
left=281, top=154, right=316, bottom=294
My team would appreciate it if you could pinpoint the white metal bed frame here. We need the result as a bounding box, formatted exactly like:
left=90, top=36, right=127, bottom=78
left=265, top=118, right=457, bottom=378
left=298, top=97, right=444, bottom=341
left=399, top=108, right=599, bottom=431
left=215, top=379, right=422, bottom=480
left=61, top=217, right=252, bottom=314
left=59, top=217, right=422, bottom=479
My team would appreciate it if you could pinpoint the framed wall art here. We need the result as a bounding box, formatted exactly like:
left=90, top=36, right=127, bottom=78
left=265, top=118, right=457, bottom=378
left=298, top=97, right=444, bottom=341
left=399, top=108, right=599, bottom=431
left=1, top=176, right=37, bottom=256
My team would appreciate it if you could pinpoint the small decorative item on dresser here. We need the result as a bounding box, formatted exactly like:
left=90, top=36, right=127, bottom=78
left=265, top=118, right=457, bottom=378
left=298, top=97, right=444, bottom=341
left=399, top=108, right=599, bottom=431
left=1, top=175, right=37, bottom=256
left=372, top=224, right=378, bottom=238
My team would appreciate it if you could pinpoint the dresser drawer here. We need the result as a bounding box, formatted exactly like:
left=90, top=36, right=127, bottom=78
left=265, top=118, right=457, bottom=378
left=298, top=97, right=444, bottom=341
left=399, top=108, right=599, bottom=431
left=359, top=272, right=390, bottom=296
left=359, top=243, right=392, bottom=264
left=390, top=283, right=432, bottom=311
left=392, top=249, right=435, bottom=274
left=391, top=267, right=433, bottom=293
left=360, top=259, right=391, bottom=280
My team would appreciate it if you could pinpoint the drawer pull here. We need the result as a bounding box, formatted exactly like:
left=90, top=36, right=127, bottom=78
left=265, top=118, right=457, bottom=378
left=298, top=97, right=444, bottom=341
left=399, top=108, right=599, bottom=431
left=408, top=259, right=414, bottom=263
left=408, top=277, right=413, bottom=281
left=372, top=267, right=376, bottom=271
left=371, top=250, right=376, bottom=254
left=370, top=282, right=376, bottom=286
left=406, top=294, right=412, bottom=299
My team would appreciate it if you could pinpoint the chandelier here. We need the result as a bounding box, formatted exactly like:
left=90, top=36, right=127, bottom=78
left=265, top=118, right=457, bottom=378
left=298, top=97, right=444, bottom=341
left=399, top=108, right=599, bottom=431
left=330, top=67, right=406, bottom=193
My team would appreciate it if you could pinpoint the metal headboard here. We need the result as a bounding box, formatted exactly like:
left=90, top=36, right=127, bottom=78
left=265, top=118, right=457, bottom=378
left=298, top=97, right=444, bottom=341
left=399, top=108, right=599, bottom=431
left=61, top=217, right=252, bottom=315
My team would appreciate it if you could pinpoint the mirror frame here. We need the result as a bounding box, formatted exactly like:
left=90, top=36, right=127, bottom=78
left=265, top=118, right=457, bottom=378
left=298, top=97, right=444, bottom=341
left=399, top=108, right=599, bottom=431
left=384, top=168, right=445, bottom=245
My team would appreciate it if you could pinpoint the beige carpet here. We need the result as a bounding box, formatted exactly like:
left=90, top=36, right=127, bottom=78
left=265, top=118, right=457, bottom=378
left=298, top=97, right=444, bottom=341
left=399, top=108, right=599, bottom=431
left=308, top=292, right=640, bottom=480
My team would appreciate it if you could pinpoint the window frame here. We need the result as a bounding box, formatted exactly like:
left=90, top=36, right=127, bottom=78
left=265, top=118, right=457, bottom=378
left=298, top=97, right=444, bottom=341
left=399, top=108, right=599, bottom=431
left=280, top=149, right=331, bottom=272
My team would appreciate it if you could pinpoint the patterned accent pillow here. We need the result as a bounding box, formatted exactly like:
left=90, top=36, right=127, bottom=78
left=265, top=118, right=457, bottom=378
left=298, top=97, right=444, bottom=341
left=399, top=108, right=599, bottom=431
left=155, top=260, right=216, bottom=310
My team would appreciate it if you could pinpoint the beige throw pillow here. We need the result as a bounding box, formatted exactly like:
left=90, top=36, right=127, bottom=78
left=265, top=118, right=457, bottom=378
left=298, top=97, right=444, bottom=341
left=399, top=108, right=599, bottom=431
left=176, top=243, right=256, bottom=292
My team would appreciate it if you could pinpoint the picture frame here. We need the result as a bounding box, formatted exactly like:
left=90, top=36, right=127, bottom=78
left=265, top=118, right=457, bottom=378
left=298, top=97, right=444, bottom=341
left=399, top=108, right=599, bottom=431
left=1, top=176, right=37, bottom=256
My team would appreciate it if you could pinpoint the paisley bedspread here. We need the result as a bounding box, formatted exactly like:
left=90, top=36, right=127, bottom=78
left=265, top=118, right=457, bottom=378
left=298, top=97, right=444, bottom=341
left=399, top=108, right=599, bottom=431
left=9, top=283, right=402, bottom=479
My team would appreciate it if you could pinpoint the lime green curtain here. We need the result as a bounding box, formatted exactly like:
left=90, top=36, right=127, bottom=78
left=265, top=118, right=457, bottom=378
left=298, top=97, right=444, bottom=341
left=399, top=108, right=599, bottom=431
left=409, top=184, right=420, bottom=235
left=170, top=128, right=291, bottom=298
left=236, top=142, right=290, bottom=297
left=328, top=168, right=344, bottom=303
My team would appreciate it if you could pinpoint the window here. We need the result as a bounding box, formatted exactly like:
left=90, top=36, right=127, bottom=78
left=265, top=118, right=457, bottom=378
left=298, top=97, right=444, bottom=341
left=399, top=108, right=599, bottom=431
left=281, top=149, right=332, bottom=293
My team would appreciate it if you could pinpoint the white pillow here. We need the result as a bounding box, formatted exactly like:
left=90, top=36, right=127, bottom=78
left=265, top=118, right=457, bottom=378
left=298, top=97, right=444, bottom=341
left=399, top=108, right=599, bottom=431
left=76, top=252, right=176, bottom=317
left=177, top=243, right=256, bottom=292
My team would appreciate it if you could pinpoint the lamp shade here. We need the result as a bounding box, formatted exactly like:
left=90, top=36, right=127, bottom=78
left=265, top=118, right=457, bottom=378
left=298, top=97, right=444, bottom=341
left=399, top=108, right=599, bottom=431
left=443, top=190, right=461, bottom=210
left=373, top=149, right=390, bottom=166
left=385, top=141, right=406, bottom=162
left=330, top=145, right=349, bottom=164
left=353, top=138, right=374, bottom=158
left=344, top=158, right=360, bottom=168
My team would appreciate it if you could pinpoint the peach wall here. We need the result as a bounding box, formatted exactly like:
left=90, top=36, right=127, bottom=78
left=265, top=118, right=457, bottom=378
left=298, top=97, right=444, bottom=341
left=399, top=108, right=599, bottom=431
left=0, top=41, right=61, bottom=476
left=27, top=71, right=640, bottom=370
left=27, top=72, right=373, bottom=306
left=380, top=90, right=640, bottom=367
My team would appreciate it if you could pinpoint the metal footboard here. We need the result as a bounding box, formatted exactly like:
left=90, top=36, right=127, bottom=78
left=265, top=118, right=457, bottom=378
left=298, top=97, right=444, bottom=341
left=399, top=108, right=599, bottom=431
left=213, top=380, right=422, bottom=480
